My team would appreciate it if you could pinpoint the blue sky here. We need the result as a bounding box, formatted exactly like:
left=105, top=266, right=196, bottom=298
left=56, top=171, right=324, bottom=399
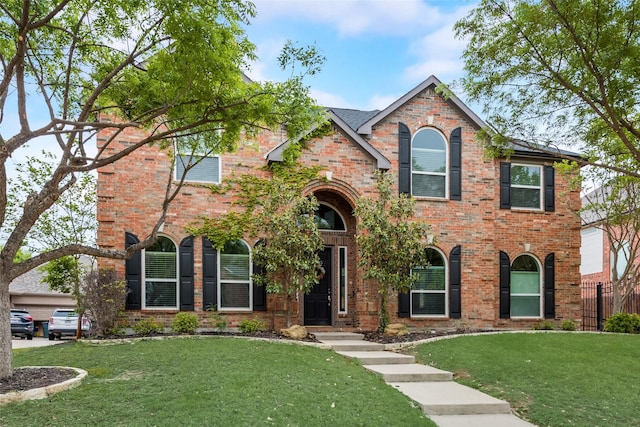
left=243, top=0, right=478, bottom=112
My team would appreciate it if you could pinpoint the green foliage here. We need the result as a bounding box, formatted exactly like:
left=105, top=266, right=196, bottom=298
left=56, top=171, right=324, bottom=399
left=455, top=1, right=640, bottom=177
left=354, top=171, right=432, bottom=329
left=131, top=318, right=164, bottom=336
left=171, top=312, right=200, bottom=334
left=83, top=268, right=128, bottom=337
left=238, top=318, right=266, bottom=334
left=604, top=312, right=640, bottom=334
left=532, top=320, right=555, bottom=330
left=207, top=311, right=228, bottom=331
left=39, top=256, right=84, bottom=295
left=560, top=319, right=577, bottom=332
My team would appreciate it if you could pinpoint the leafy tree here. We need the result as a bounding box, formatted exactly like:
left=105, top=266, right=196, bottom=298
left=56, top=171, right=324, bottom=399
left=189, top=164, right=324, bottom=327
left=582, top=172, right=640, bottom=313
left=354, top=172, right=432, bottom=331
left=82, top=268, right=128, bottom=337
left=455, top=0, right=640, bottom=176
left=0, top=0, right=324, bottom=378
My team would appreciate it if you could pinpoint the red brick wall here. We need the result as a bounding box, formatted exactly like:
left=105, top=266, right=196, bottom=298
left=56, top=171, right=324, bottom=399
left=97, top=87, right=582, bottom=331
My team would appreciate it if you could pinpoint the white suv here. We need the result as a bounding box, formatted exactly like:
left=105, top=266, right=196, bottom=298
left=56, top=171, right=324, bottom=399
left=48, top=308, right=91, bottom=340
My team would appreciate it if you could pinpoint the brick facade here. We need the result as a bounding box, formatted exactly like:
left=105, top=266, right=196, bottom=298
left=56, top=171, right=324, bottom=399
left=97, top=76, right=582, bottom=332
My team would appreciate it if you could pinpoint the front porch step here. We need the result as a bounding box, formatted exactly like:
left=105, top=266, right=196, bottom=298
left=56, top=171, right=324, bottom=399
left=336, top=350, right=415, bottom=365
left=320, top=340, right=385, bottom=352
left=313, top=332, right=364, bottom=341
left=389, top=381, right=511, bottom=416
left=365, top=364, right=453, bottom=382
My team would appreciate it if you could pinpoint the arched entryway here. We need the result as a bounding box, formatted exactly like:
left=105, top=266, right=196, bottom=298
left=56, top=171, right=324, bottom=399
left=303, top=189, right=357, bottom=328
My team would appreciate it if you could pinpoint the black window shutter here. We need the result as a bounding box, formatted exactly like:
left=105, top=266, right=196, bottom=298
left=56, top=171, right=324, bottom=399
left=398, top=122, right=411, bottom=194
left=179, top=236, right=194, bottom=311
left=449, top=245, right=462, bottom=318
left=544, top=253, right=555, bottom=319
left=125, top=232, right=141, bottom=310
left=252, top=241, right=267, bottom=311
left=544, top=165, right=555, bottom=212
left=500, top=162, right=511, bottom=209
left=499, top=251, right=511, bottom=318
left=202, top=237, right=218, bottom=311
left=398, top=290, right=410, bottom=318
left=449, top=127, right=462, bottom=201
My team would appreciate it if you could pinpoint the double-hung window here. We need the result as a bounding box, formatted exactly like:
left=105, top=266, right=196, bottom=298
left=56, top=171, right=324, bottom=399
left=510, top=164, right=542, bottom=209
left=510, top=255, right=541, bottom=317
left=219, top=240, right=252, bottom=311
left=175, top=135, right=221, bottom=184
left=411, top=248, right=447, bottom=316
left=143, top=236, right=178, bottom=309
left=411, top=128, right=447, bottom=198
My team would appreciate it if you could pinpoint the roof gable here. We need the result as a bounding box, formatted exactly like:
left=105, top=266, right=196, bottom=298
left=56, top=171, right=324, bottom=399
left=356, top=75, right=486, bottom=134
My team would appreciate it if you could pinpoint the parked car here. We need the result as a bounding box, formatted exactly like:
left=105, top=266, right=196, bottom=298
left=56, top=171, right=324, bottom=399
left=10, top=308, right=34, bottom=340
left=48, top=308, right=91, bottom=340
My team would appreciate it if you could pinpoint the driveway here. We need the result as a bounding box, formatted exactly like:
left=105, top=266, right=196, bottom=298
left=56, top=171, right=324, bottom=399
left=11, top=337, right=68, bottom=349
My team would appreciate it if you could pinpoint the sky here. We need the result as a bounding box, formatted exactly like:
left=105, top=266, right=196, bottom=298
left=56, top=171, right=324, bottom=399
left=242, top=0, right=479, bottom=112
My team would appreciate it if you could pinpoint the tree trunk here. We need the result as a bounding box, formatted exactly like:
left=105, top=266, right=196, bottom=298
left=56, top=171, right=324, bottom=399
left=0, top=282, right=14, bottom=379
left=613, top=284, right=623, bottom=314
left=285, top=294, right=292, bottom=328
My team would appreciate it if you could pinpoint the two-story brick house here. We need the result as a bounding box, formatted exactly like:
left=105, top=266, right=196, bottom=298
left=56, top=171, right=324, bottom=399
left=97, top=75, right=583, bottom=331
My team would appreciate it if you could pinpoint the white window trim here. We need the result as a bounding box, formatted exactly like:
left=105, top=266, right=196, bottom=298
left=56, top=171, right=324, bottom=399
left=338, top=246, right=348, bottom=314
left=174, top=153, right=222, bottom=184
left=510, top=254, right=543, bottom=319
left=217, top=240, right=253, bottom=312
left=141, top=235, right=179, bottom=310
left=411, top=128, right=449, bottom=200
left=411, top=247, right=448, bottom=318
left=510, top=163, right=543, bottom=211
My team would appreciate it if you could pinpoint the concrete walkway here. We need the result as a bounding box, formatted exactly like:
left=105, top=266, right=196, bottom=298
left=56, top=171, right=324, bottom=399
left=314, top=332, right=536, bottom=427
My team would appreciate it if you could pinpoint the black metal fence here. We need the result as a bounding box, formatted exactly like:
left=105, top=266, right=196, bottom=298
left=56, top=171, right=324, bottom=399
left=581, top=281, right=640, bottom=331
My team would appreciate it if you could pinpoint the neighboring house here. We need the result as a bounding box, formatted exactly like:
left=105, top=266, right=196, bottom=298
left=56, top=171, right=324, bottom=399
left=96, top=75, right=583, bottom=331
left=9, top=267, right=75, bottom=335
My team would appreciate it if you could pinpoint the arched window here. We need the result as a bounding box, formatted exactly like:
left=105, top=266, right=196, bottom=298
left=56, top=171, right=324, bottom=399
left=411, top=248, right=447, bottom=316
left=412, top=128, right=447, bottom=198
left=510, top=255, right=541, bottom=317
left=315, top=204, right=346, bottom=231
left=219, top=240, right=252, bottom=310
left=143, top=236, right=178, bottom=309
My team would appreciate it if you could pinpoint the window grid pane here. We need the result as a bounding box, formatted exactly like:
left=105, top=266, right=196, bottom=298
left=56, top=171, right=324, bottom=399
left=511, top=295, right=540, bottom=317
left=145, top=281, right=177, bottom=307
left=412, top=174, right=446, bottom=198
left=220, top=282, right=250, bottom=309
left=412, top=292, right=446, bottom=315
left=220, top=254, right=250, bottom=280
left=339, top=247, right=347, bottom=313
left=511, top=187, right=541, bottom=209
left=145, top=252, right=177, bottom=279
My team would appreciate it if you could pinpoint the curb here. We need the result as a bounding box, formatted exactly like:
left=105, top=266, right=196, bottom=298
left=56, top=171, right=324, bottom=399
left=0, top=366, right=87, bottom=406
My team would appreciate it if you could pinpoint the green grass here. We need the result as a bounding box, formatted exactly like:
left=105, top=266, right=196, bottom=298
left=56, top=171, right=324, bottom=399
left=4, top=337, right=433, bottom=427
left=410, top=332, right=640, bottom=427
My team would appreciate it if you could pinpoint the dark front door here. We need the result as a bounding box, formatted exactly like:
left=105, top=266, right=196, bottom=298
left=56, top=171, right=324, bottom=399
left=304, top=247, right=332, bottom=326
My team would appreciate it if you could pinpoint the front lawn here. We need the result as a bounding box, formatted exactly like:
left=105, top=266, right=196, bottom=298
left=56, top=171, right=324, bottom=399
left=410, top=332, right=640, bottom=427
left=4, top=337, right=432, bottom=426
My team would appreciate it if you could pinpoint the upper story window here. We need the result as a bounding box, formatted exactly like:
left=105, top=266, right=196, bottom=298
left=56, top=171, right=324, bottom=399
left=511, top=164, right=542, bottom=209
left=219, top=240, right=252, bottom=311
left=411, top=248, right=447, bottom=317
left=500, top=162, right=555, bottom=212
left=143, top=236, right=178, bottom=309
left=411, top=128, right=447, bottom=198
left=175, top=134, right=221, bottom=184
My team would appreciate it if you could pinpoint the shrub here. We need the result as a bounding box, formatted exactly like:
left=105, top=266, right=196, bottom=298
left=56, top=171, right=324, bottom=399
left=560, top=319, right=577, bottom=331
left=132, top=318, right=163, bottom=335
left=171, top=312, right=200, bottom=334
left=238, top=318, right=266, bottom=334
left=82, top=268, right=129, bottom=337
left=604, top=313, right=640, bottom=334
left=207, top=312, right=227, bottom=331
left=532, top=320, right=555, bottom=330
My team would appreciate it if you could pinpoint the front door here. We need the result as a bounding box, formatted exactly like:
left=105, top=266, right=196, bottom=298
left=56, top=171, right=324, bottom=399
left=304, top=247, right=332, bottom=325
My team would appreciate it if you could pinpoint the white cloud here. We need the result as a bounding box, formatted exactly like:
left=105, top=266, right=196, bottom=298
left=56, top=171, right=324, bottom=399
left=251, top=0, right=445, bottom=37
left=310, top=88, right=353, bottom=109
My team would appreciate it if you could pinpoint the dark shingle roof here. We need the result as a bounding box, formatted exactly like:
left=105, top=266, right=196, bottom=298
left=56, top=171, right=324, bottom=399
left=328, top=108, right=380, bottom=131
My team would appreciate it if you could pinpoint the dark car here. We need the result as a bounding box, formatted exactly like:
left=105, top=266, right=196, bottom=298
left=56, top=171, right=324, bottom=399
left=10, top=308, right=34, bottom=340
